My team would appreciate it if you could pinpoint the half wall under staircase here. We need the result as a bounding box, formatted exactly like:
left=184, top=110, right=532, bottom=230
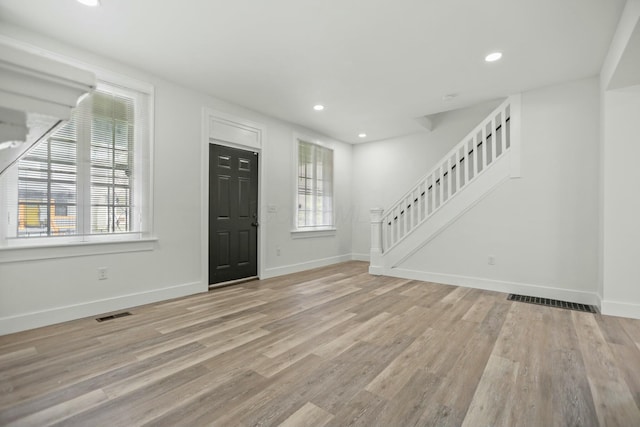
left=369, top=95, right=521, bottom=275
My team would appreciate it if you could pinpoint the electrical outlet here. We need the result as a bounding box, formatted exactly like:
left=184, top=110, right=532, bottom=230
left=98, top=267, right=108, bottom=280
left=488, top=256, right=495, bottom=265
left=276, top=246, right=281, bottom=256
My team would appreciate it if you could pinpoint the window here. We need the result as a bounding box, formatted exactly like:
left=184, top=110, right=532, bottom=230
left=296, top=139, right=334, bottom=229
left=0, top=81, right=152, bottom=247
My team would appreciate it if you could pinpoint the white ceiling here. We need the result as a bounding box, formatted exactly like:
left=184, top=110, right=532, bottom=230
left=0, top=0, right=626, bottom=143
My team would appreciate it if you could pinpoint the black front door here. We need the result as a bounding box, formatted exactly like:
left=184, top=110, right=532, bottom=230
left=209, top=144, right=258, bottom=284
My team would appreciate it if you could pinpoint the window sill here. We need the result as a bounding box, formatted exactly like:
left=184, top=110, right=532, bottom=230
left=0, top=237, right=158, bottom=263
left=290, top=228, right=337, bottom=239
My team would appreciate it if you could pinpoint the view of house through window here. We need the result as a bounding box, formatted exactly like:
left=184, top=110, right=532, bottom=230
left=297, top=139, right=334, bottom=229
left=7, top=86, right=143, bottom=240
left=18, top=121, right=79, bottom=236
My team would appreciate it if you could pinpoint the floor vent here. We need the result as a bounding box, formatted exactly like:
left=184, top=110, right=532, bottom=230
left=507, top=294, right=597, bottom=313
left=96, top=312, right=132, bottom=322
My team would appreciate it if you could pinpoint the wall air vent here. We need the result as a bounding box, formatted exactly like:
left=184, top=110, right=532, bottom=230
left=96, top=312, right=132, bottom=322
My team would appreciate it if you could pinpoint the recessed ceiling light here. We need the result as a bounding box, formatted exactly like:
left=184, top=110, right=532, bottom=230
left=358, top=133, right=367, bottom=138
left=313, top=104, right=325, bottom=111
left=77, top=0, right=100, bottom=6
left=485, top=52, right=502, bottom=62
left=442, top=93, right=458, bottom=101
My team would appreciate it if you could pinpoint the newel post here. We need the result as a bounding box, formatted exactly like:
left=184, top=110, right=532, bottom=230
left=369, top=208, right=384, bottom=275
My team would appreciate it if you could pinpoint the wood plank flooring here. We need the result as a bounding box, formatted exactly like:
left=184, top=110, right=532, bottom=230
left=1, top=261, right=640, bottom=426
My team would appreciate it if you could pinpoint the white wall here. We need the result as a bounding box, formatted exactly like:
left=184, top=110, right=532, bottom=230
left=350, top=100, right=502, bottom=258
left=385, top=78, right=601, bottom=304
left=0, top=25, right=352, bottom=334
left=258, top=121, right=353, bottom=277
left=599, top=0, right=640, bottom=319
left=602, top=85, right=640, bottom=317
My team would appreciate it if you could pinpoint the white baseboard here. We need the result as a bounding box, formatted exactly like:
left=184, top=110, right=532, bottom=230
left=261, top=254, right=353, bottom=279
left=601, top=300, right=640, bottom=320
left=389, top=268, right=600, bottom=307
left=0, top=281, right=205, bottom=336
left=595, top=292, right=603, bottom=312
left=369, top=265, right=384, bottom=275
left=351, top=253, right=370, bottom=262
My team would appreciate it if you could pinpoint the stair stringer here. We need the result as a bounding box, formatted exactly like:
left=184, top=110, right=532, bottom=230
left=370, top=150, right=512, bottom=275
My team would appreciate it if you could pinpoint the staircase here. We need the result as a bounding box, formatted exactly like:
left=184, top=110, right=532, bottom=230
left=369, top=95, right=521, bottom=275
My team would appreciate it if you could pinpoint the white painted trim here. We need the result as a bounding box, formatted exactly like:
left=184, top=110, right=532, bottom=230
left=351, top=253, right=370, bottom=262
left=601, top=299, right=640, bottom=320
left=290, top=228, right=337, bottom=239
left=369, top=265, right=384, bottom=275
left=0, top=34, right=153, bottom=94
left=201, top=108, right=267, bottom=287
left=292, top=132, right=336, bottom=232
left=388, top=267, right=601, bottom=307
left=595, top=292, right=603, bottom=312
left=0, top=281, right=204, bottom=335
left=261, top=254, right=352, bottom=279
left=0, top=238, right=157, bottom=263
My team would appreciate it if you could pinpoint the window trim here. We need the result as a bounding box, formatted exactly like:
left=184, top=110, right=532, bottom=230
left=0, top=237, right=157, bottom=264
left=0, top=43, right=155, bottom=259
left=292, top=133, right=335, bottom=235
left=290, top=228, right=337, bottom=238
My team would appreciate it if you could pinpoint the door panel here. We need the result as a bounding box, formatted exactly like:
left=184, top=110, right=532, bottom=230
left=217, top=231, right=230, bottom=268
left=209, top=144, right=258, bottom=284
left=239, top=178, right=250, bottom=218
left=238, top=230, right=250, bottom=264
left=217, top=176, right=230, bottom=218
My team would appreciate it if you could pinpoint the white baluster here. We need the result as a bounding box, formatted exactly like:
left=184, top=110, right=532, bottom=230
left=491, top=116, right=497, bottom=162
left=481, top=125, right=488, bottom=170
left=457, top=146, right=463, bottom=191
left=385, top=216, right=390, bottom=250
left=432, top=173, right=437, bottom=210
left=389, top=209, right=395, bottom=246
left=397, top=209, right=400, bottom=239
left=447, top=156, right=453, bottom=199
left=381, top=215, right=387, bottom=252
left=501, top=109, right=507, bottom=154
left=438, top=165, right=444, bottom=207
left=403, top=197, right=409, bottom=237
left=417, top=182, right=423, bottom=222
left=430, top=174, right=435, bottom=214
left=410, top=192, right=415, bottom=228
left=464, top=141, right=470, bottom=186
left=411, top=189, right=417, bottom=228
left=473, top=136, right=479, bottom=178
left=397, top=205, right=402, bottom=240
left=393, top=207, right=398, bottom=243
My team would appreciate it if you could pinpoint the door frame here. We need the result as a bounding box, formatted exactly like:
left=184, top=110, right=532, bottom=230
left=201, top=108, right=266, bottom=288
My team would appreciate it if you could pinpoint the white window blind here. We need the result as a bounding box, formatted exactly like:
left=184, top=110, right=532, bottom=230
left=297, top=140, right=333, bottom=229
left=89, top=90, right=135, bottom=234
left=0, top=82, right=152, bottom=245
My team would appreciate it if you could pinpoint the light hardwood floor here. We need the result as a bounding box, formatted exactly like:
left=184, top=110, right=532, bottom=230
left=1, top=261, right=640, bottom=426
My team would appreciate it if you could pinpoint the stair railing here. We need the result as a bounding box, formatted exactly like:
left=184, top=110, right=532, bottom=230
left=374, top=96, right=516, bottom=255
